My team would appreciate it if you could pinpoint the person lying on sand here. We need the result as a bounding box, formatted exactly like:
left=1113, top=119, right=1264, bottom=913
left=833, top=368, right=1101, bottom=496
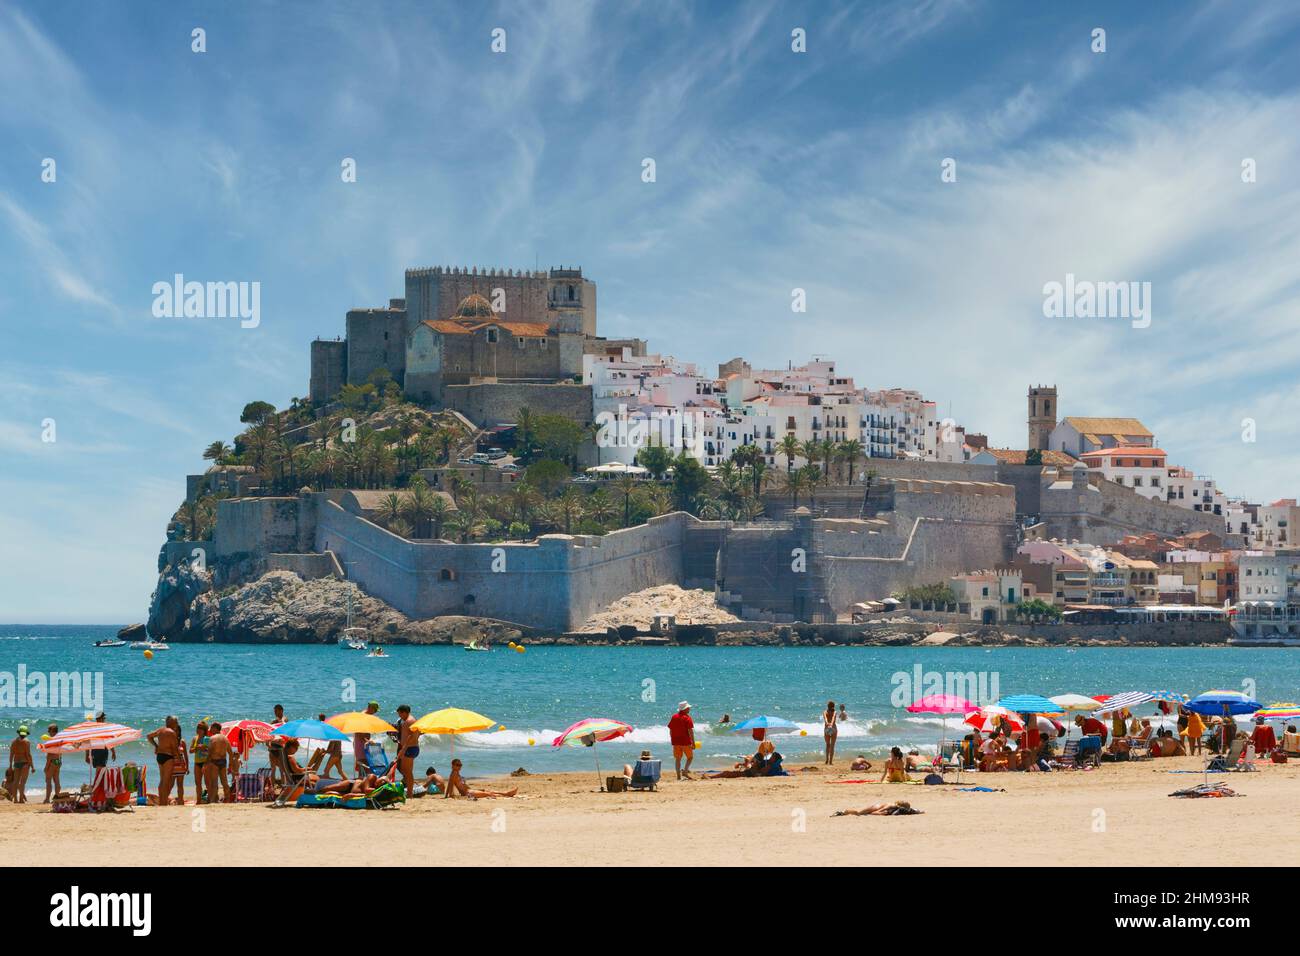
left=905, top=750, right=931, bottom=772
left=833, top=800, right=922, bottom=816
left=708, top=741, right=783, bottom=778
left=444, top=759, right=517, bottom=799
left=850, top=755, right=873, bottom=772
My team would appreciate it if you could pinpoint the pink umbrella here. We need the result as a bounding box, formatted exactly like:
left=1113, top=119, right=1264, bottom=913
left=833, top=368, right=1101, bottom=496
left=906, top=695, right=976, bottom=764
left=217, top=719, right=276, bottom=756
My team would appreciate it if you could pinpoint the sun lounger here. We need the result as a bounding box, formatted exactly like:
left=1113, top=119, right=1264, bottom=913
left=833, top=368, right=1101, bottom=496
left=1055, top=739, right=1081, bottom=769
left=363, top=741, right=391, bottom=776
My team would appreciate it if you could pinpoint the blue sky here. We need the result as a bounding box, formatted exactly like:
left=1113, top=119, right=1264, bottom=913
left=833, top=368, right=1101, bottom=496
left=3, top=0, right=1299, bottom=623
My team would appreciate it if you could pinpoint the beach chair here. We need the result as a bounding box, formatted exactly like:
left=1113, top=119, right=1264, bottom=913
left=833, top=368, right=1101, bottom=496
left=363, top=741, right=391, bottom=776
left=1056, top=739, right=1080, bottom=770
left=628, top=758, right=662, bottom=791
left=1128, top=737, right=1153, bottom=761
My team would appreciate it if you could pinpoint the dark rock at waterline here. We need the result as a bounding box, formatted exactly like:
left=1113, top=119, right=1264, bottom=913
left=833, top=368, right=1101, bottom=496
left=117, top=623, right=147, bottom=642
left=146, top=559, right=212, bottom=640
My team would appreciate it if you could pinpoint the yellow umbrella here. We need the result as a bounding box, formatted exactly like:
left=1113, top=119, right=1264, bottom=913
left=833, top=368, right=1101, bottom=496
left=411, top=707, right=494, bottom=760
left=326, top=711, right=397, bottom=734
left=411, top=708, right=494, bottom=734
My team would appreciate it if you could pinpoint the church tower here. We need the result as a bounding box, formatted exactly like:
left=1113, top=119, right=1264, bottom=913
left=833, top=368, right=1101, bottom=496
left=1028, top=384, right=1057, bottom=451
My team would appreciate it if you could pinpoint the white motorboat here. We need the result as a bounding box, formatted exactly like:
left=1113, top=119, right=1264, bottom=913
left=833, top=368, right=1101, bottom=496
left=93, top=639, right=127, bottom=648
left=129, top=640, right=170, bottom=650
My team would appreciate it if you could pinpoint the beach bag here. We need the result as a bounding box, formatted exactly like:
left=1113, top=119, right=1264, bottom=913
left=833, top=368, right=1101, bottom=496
left=605, top=776, right=627, bottom=793
left=367, top=781, right=406, bottom=807
left=923, top=773, right=944, bottom=785
left=1272, top=750, right=1287, bottom=764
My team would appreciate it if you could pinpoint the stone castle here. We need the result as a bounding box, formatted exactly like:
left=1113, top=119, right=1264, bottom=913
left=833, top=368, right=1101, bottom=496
left=310, top=264, right=643, bottom=411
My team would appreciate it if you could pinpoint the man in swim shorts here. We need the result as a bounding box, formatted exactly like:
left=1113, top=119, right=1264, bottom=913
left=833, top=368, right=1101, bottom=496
left=43, top=724, right=61, bottom=803
left=147, top=716, right=181, bottom=805
left=205, top=722, right=232, bottom=803
left=394, top=704, right=419, bottom=797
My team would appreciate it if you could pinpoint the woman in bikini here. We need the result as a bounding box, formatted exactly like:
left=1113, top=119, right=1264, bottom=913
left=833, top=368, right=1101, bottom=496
left=880, top=746, right=909, bottom=783
left=191, top=721, right=209, bottom=804
left=833, top=800, right=922, bottom=816
left=443, top=759, right=517, bottom=798
left=822, top=700, right=838, bottom=765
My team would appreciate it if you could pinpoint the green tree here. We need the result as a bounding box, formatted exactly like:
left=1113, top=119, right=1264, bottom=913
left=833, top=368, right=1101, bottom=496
left=400, top=476, right=437, bottom=538
left=525, top=459, right=570, bottom=496
left=670, top=453, right=709, bottom=514
left=240, top=401, right=277, bottom=426
left=778, top=434, right=802, bottom=473
left=636, top=442, right=674, bottom=480
left=202, top=441, right=232, bottom=464
left=838, top=439, right=863, bottom=485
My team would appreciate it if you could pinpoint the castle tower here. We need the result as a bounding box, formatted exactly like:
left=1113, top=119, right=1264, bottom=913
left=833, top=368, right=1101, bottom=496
left=1027, top=384, right=1057, bottom=451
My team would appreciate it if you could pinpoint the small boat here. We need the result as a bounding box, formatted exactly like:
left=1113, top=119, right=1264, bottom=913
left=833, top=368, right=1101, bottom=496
left=337, top=593, right=369, bottom=650
left=464, top=640, right=491, bottom=652
left=129, top=640, right=170, bottom=650
left=366, top=647, right=388, bottom=658
left=93, top=639, right=127, bottom=648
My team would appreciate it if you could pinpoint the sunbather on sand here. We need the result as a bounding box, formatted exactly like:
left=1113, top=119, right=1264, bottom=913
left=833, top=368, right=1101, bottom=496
left=833, top=800, right=922, bottom=816
left=413, top=766, right=446, bottom=796
left=444, top=759, right=517, bottom=799
left=880, top=747, right=909, bottom=783
left=850, top=755, right=873, bottom=772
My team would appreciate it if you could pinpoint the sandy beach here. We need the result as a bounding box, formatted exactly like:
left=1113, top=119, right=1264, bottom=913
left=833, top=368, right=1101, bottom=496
left=3, top=756, right=1295, bottom=867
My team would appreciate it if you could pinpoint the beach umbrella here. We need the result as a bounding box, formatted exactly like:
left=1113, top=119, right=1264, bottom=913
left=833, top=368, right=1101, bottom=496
left=1256, top=703, right=1300, bottom=721
left=271, top=719, right=349, bottom=741
left=216, top=719, right=276, bottom=757
left=326, top=712, right=397, bottom=734
left=905, top=695, right=975, bottom=758
left=38, top=721, right=141, bottom=754
left=1049, top=694, right=1101, bottom=711
left=964, top=707, right=1024, bottom=734
left=729, top=715, right=801, bottom=740
left=1186, top=690, right=1261, bottom=717
left=995, top=694, right=1064, bottom=716
left=1091, top=691, right=1154, bottom=716
left=411, top=707, right=494, bottom=761
left=552, top=718, right=634, bottom=790
left=1148, top=690, right=1188, bottom=704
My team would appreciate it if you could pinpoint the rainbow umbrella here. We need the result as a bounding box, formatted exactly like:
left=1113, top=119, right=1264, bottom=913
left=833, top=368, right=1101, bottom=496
left=552, top=718, right=634, bottom=790
left=1256, top=703, right=1300, bottom=721
left=38, top=721, right=141, bottom=754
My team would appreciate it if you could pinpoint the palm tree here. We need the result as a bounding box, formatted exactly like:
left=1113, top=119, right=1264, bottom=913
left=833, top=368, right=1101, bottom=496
left=379, top=493, right=403, bottom=528
left=400, top=477, right=437, bottom=537
left=432, top=427, right=456, bottom=465
left=637, top=485, right=672, bottom=517
left=586, top=489, right=618, bottom=526
left=778, top=434, right=801, bottom=473
left=446, top=509, right=478, bottom=543
left=858, top=468, right=879, bottom=519
left=800, top=462, right=824, bottom=508
left=387, top=517, right=413, bottom=539
left=557, top=488, right=584, bottom=534
left=203, top=441, right=232, bottom=464
left=508, top=481, right=540, bottom=529
left=781, top=468, right=807, bottom=508
left=799, top=438, right=820, bottom=476
left=818, top=438, right=837, bottom=482
left=838, top=439, right=863, bottom=485
left=309, top=417, right=333, bottom=452
left=428, top=495, right=451, bottom=539
left=515, top=406, right=536, bottom=459
left=613, top=474, right=637, bottom=527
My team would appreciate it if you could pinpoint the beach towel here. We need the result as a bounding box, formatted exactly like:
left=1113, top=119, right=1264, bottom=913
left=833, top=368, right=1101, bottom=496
left=956, top=786, right=1005, bottom=793
left=1169, top=782, right=1239, bottom=798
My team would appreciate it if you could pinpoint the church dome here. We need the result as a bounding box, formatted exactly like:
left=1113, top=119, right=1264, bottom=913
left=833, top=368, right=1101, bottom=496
left=454, top=293, right=495, bottom=319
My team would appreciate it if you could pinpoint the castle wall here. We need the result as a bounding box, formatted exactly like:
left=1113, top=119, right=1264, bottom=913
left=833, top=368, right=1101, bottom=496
left=213, top=497, right=308, bottom=559
left=346, top=307, right=407, bottom=386
left=314, top=499, right=690, bottom=630
left=1039, top=474, right=1224, bottom=544
left=310, top=339, right=347, bottom=404
left=442, top=382, right=593, bottom=426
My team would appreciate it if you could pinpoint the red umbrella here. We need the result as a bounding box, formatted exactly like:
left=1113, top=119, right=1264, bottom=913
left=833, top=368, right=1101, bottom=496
left=964, top=707, right=1025, bottom=733
left=216, top=719, right=276, bottom=755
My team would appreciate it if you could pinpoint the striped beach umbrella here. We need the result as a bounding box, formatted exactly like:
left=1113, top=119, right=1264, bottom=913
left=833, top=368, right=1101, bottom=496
left=1091, top=691, right=1154, bottom=716
left=964, top=707, right=1025, bottom=733
left=38, top=721, right=141, bottom=754
left=1255, top=703, right=1300, bottom=721
left=552, top=718, right=634, bottom=791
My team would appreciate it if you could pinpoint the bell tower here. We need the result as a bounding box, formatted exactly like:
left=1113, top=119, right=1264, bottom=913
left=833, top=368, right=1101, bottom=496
left=1028, top=384, right=1057, bottom=451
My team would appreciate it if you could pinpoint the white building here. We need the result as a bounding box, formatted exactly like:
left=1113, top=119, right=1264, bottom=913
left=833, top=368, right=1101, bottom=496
left=1078, top=445, right=1168, bottom=501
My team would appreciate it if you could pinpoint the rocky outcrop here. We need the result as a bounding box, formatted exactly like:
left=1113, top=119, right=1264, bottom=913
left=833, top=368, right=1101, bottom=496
left=173, top=569, right=529, bottom=645
left=117, top=623, right=147, bottom=642
left=146, top=560, right=213, bottom=640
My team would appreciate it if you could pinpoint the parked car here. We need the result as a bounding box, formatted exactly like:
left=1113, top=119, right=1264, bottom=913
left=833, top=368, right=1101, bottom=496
left=456, top=457, right=476, bottom=465
left=499, top=463, right=522, bottom=473
left=486, top=448, right=508, bottom=460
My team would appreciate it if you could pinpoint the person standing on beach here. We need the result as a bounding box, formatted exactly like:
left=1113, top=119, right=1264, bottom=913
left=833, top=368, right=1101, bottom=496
left=822, top=700, right=839, bottom=765
left=7, top=726, right=32, bottom=803
left=668, top=701, right=695, bottom=780
left=204, top=722, right=232, bottom=804
left=394, top=705, right=419, bottom=796
left=316, top=713, right=349, bottom=780
left=191, top=721, right=209, bottom=803
left=42, top=724, right=61, bottom=803
left=84, top=712, right=116, bottom=780
left=146, top=716, right=181, bottom=806
left=353, top=700, right=380, bottom=777
left=1183, top=708, right=1205, bottom=755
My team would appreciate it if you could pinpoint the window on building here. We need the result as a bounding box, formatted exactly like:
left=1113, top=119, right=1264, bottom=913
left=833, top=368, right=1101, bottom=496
left=539, top=338, right=547, bottom=350
left=486, top=328, right=499, bottom=344
left=439, top=568, right=457, bottom=582
left=517, top=337, right=526, bottom=349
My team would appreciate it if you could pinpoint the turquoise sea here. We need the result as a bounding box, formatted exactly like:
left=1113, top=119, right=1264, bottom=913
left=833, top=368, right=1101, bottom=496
left=3, top=625, right=1298, bottom=789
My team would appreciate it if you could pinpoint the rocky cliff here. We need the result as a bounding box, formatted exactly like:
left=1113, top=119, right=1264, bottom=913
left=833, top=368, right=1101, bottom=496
left=141, top=566, right=528, bottom=645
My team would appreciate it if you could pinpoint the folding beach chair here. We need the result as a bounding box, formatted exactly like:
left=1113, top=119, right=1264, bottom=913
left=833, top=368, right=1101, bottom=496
left=1127, top=737, right=1153, bottom=761
left=629, top=759, right=662, bottom=791
left=1056, top=739, right=1080, bottom=770
left=363, top=741, right=391, bottom=776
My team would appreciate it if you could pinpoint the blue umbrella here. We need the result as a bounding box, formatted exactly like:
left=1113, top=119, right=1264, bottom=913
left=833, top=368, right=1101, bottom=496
left=1149, top=690, right=1188, bottom=704
left=272, top=719, right=349, bottom=741
left=730, top=715, right=800, bottom=735
left=1186, top=691, right=1261, bottom=716
left=994, top=694, right=1063, bottom=714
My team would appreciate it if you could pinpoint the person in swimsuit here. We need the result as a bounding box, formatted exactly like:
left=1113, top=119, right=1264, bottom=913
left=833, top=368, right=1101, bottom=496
left=880, top=746, right=909, bottom=783
left=204, top=722, right=232, bottom=804
left=8, top=726, right=32, bottom=803
left=443, top=759, right=517, bottom=799
left=850, top=754, right=873, bottom=772
left=316, top=713, right=348, bottom=781
left=822, top=700, right=838, bottom=765
left=43, top=724, right=61, bottom=803
left=394, top=704, right=419, bottom=797
left=191, top=721, right=209, bottom=804
left=833, top=800, right=922, bottom=816
left=147, top=716, right=181, bottom=805
left=352, top=700, right=381, bottom=777
left=85, top=712, right=116, bottom=776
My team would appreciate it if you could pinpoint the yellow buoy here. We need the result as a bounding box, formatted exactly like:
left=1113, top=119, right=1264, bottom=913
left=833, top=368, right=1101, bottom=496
left=498, top=724, right=506, bottom=731
left=799, top=729, right=807, bottom=736
left=143, top=649, right=154, bottom=661
left=515, top=645, right=525, bottom=653
left=527, top=738, right=535, bottom=746
left=508, top=642, right=517, bottom=649
left=41, top=734, right=51, bottom=741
